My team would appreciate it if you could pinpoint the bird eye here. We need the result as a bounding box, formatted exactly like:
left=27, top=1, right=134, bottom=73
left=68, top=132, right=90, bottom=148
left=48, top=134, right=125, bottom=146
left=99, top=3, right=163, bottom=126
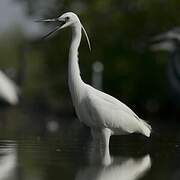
left=65, top=17, right=70, bottom=21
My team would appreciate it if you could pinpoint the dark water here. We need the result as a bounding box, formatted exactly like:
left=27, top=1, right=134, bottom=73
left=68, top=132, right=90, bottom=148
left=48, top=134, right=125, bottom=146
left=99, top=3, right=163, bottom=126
left=0, top=108, right=180, bottom=180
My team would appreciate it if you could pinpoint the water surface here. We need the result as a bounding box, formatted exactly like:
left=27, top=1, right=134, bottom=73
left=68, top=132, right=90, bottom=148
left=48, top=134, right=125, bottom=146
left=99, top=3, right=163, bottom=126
left=0, top=108, right=180, bottom=180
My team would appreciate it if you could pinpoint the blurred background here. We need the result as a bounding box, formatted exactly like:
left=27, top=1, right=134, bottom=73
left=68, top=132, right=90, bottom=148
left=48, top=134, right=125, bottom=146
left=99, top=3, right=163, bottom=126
left=1, top=0, right=180, bottom=179
left=1, top=0, right=180, bottom=118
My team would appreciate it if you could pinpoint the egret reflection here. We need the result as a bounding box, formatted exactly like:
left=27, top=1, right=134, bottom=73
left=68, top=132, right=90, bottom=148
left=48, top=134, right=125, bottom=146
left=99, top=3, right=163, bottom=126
left=76, top=139, right=151, bottom=180
left=0, top=142, right=17, bottom=180
left=76, top=153, right=151, bottom=180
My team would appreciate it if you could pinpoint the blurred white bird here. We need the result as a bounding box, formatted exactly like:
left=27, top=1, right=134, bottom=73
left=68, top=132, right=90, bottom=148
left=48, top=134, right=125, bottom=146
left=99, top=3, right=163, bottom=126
left=151, top=27, right=180, bottom=52
left=38, top=12, right=151, bottom=153
left=151, top=27, right=180, bottom=105
left=0, top=70, right=19, bottom=105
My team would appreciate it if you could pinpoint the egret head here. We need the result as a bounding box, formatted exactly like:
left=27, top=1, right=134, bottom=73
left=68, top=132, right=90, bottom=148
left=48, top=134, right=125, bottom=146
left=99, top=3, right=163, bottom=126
left=58, top=12, right=81, bottom=29
left=36, top=12, right=91, bottom=50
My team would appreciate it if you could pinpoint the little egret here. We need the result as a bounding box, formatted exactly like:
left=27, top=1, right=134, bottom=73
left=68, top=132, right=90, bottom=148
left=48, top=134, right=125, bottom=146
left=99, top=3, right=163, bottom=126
left=38, top=12, right=152, bottom=151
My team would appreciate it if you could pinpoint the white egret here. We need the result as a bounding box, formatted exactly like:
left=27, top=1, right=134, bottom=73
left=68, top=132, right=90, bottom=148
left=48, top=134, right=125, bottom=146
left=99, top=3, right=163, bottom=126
left=0, top=70, right=19, bottom=105
left=38, top=12, right=152, bottom=152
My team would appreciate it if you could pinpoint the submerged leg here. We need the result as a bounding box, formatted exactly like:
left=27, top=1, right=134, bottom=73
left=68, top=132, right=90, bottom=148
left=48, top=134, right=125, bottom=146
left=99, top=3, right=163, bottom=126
left=89, top=128, right=112, bottom=165
left=89, top=128, right=101, bottom=164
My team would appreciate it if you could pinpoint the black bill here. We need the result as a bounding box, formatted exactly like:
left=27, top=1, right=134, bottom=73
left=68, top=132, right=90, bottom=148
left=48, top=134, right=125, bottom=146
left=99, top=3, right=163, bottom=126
left=35, top=18, right=66, bottom=39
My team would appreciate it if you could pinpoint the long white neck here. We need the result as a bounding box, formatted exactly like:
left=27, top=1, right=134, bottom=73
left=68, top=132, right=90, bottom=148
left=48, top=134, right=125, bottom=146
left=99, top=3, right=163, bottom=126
left=68, top=22, right=84, bottom=104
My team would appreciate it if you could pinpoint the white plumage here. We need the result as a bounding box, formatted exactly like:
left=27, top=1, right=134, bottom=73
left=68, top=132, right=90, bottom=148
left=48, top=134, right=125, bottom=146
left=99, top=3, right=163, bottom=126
left=0, top=70, right=19, bottom=105
left=39, top=12, right=151, bottom=151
